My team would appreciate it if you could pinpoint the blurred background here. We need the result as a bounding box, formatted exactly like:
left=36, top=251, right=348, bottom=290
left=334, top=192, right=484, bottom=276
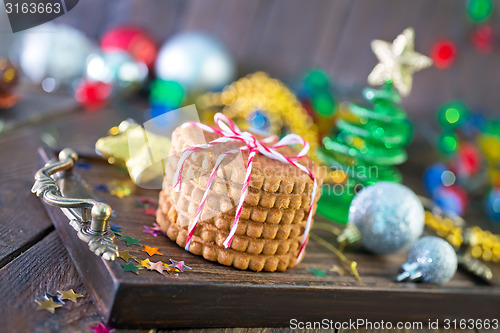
left=0, top=0, right=499, bottom=118
left=0, top=0, right=499, bottom=226
left=48, top=0, right=500, bottom=117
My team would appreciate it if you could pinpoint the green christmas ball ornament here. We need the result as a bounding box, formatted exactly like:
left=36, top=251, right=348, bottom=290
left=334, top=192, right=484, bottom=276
left=304, top=69, right=331, bottom=91
left=437, top=131, right=459, bottom=155
left=437, top=101, right=470, bottom=130
left=467, top=0, right=493, bottom=22
left=149, top=79, right=185, bottom=108
left=312, top=92, right=335, bottom=116
left=484, top=119, right=500, bottom=137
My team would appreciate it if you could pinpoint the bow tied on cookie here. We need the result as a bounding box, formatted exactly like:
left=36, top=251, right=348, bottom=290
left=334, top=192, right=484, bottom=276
left=173, top=113, right=317, bottom=262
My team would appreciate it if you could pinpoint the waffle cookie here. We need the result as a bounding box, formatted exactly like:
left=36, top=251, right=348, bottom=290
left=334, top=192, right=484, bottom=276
left=157, top=121, right=323, bottom=271
left=164, top=174, right=318, bottom=211
left=157, top=195, right=301, bottom=271
left=164, top=180, right=315, bottom=226
left=159, top=192, right=302, bottom=256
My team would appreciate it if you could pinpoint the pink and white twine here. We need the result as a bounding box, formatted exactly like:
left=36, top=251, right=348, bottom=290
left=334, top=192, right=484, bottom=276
left=172, top=113, right=317, bottom=263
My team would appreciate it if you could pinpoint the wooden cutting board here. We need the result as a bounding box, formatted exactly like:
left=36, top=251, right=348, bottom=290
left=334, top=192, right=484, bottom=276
left=35, top=147, right=500, bottom=329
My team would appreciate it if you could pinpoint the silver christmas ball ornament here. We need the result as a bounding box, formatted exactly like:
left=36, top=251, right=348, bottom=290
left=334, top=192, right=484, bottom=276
left=155, top=32, right=235, bottom=92
left=346, top=182, right=425, bottom=254
left=398, top=236, right=458, bottom=285
left=17, top=23, right=96, bottom=86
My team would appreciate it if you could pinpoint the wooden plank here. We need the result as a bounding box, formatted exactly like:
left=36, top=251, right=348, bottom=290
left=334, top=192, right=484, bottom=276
left=0, top=128, right=55, bottom=267
left=35, top=148, right=500, bottom=329
left=0, top=232, right=102, bottom=333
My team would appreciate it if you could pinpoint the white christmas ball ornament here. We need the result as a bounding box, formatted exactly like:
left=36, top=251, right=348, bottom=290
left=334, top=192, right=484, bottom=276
left=155, top=32, right=235, bottom=91
left=17, top=23, right=96, bottom=84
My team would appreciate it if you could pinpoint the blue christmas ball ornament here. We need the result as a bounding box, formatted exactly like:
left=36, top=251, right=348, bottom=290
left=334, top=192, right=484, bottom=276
left=155, top=32, right=235, bottom=92
left=347, top=182, right=425, bottom=254
left=486, top=188, right=500, bottom=222
left=423, top=163, right=448, bottom=194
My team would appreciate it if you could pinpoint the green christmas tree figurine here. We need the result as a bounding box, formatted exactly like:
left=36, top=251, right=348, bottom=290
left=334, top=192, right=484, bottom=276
left=316, top=27, right=432, bottom=224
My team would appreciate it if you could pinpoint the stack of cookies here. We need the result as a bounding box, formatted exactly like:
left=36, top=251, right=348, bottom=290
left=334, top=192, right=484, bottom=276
left=156, top=124, right=323, bottom=272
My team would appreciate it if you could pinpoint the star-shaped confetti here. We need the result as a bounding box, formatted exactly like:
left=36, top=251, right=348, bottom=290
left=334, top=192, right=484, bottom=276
left=162, top=263, right=180, bottom=275
left=134, top=258, right=151, bottom=269
left=109, top=222, right=122, bottom=231
left=141, top=245, right=163, bottom=257
left=120, top=261, right=140, bottom=274
left=120, top=235, right=142, bottom=247
left=111, top=229, right=122, bottom=237
left=169, top=259, right=192, bottom=272
left=143, top=223, right=165, bottom=237
left=109, top=222, right=122, bottom=237
left=118, top=250, right=135, bottom=262
left=136, top=198, right=157, bottom=208
left=329, top=264, right=346, bottom=276
left=35, top=297, right=63, bottom=314
left=76, top=162, right=92, bottom=169
left=58, top=289, right=84, bottom=303
left=147, top=260, right=167, bottom=275
left=308, top=267, right=327, bottom=278
left=368, top=27, right=432, bottom=96
left=108, top=180, right=132, bottom=198
left=94, top=184, right=109, bottom=192
left=142, top=207, right=157, bottom=216
left=44, top=292, right=64, bottom=305
left=89, top=323, right=112, bottom=333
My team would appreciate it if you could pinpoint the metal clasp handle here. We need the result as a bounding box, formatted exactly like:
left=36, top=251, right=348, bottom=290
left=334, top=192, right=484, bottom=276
left=32, top=148, right=118, bottom=261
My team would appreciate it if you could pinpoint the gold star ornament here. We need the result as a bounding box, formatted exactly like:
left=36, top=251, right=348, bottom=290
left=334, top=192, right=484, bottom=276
left=368, top=27, right=432, bottom=96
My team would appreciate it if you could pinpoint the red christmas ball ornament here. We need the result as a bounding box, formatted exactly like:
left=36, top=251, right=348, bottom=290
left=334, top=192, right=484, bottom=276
left=101, top=26, right=158, bottom=69
left=452, top=143, right=482, bottom=178
left=471, top=25, right=495, bottom=53
left=431, top=40, right=457, bottom=69
left=434, top=185, right=469, bottom=216
left=75, top=79, right=113, bottom=111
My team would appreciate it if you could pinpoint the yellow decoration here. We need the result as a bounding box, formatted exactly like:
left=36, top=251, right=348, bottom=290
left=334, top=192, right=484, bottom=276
left=368, top=27, right=432, bottom=96
left=108, top=180, right=133, bottom=198
left=57, top=289, right=83, bottom=303
left=35, top=298, right=62, bottom=314
left=425, top=211, right=500, bottom=263
left=96, top=119, right=171, bottom=188
left=196, top=72, right=319, bottom=152
left=118, top=250, right=135, bottom=262
left=134, top=258, right=151, bottom=268
left=479, top=134, right=500, bottom=164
